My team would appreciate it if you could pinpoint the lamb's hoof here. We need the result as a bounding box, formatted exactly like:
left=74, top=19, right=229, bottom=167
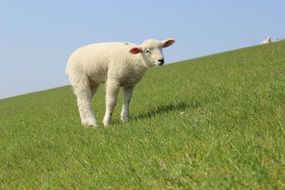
left=120, top=117, right=129, bottom=123
left=88, top=124, right=98, bottom=128
left=82, top=122, right=98, bottom=129
left=103, top=117, right=112, bottom=127
left=103, top=123, right=111, bottom=128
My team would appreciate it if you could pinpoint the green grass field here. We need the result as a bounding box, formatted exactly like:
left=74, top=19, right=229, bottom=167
left=1, top=41, right=285, bottom=189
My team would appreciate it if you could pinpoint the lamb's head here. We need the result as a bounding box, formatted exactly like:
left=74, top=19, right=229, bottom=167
left=129, top=38, right=175, bottom=67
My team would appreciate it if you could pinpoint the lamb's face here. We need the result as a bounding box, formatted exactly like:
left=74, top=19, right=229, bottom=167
left=141, top=39, right=165, bottom=66
left=129, top=38, right=175, bottom=67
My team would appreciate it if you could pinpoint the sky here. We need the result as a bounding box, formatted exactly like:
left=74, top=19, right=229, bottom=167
left=0, top=0, right=285, bottom=99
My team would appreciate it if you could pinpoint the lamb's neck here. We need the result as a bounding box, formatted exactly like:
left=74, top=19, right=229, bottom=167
left=132, top=56, right=149, bottom=74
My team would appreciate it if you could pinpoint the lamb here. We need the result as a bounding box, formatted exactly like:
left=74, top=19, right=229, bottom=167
left=65, top=38, right=175, bottom=128
left=261, top=36, right=272, bottom=44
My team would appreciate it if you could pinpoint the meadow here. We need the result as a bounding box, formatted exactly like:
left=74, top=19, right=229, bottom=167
left=0, top=41, right=285, bottom=189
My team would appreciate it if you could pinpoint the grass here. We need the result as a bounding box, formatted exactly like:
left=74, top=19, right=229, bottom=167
left=1, top=41, right=285, bottom=189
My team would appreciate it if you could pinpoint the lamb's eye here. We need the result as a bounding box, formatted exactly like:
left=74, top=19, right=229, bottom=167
left=145, top=50, right=151, bottom=54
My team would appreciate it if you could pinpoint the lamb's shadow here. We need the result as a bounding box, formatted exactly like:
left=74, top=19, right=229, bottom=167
left=132, top=100, right=201, bottom=120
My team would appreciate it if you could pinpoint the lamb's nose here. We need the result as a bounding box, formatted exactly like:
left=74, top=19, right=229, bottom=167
left=158, top=58, right=165, bottom=65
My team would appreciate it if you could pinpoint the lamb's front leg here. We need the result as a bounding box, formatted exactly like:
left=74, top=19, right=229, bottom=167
left=103, top=80, right=120, bottom=127
left=121, top=86, right=134, bottom=123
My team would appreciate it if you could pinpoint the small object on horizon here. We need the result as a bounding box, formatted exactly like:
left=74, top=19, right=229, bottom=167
left=260, top=36, right=272, bottom=44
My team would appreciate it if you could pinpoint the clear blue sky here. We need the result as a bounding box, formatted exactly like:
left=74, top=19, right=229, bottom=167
left=1, top=1, right=284, bottom=99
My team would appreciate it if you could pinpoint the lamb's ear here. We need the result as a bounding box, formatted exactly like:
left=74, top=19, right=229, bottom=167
left=129, top=47, right=143, bottom=54
left=162, top=38, right=175, bottom=48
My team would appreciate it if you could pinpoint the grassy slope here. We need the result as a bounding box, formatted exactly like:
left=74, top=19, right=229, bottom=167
left=0, top=41, right=285, bottom=189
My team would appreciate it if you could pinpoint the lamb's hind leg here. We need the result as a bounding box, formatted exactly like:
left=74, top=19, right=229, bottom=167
left=103, top=80, right=120, bottom=127
left=121, top=86, right=134, bottom=123
left=74, top=79, right=98, bottom=128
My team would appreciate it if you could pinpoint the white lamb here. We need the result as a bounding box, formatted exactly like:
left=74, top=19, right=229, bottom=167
left=65, top=38, right=175, bottom=128
left=261, top=36, right=272, bottom=44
